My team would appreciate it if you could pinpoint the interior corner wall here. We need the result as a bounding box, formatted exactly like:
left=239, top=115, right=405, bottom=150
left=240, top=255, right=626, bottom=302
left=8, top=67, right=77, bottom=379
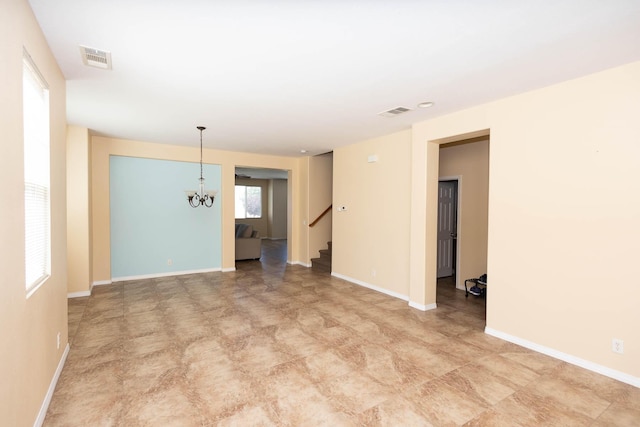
left=270, top=179, right=288, bottom=239
left=67, top=125, right=92, bottom=294
left=333, top=130, right=412, bottom=297
left=295, top=158, right=310, bottom=265
left=415, top=60, right=640, bottom=382
left=0, top=0, right=69, bottom=424
left=439, top=139, right=489, bottom=288
left=308, top=153, right=333, bottom=261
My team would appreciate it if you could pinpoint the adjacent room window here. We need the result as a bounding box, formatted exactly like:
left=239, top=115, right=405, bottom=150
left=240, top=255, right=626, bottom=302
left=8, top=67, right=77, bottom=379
left=235, top=185, right=262, bottom=219
left=23, top=49, right=51, bottom=296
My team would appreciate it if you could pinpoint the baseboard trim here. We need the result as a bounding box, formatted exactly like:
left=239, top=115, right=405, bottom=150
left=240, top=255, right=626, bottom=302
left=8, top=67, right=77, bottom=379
left=485, top=327, right=640, bottom=388
left=221, top=267, right=236, bottom=272
left=112, top=268, right=221, bottom=282
left=67, top=290, right=91, bottom=298
left=331, top=272, right=411, bottom=301
left=288, top=260, right=312, bottom=267
left=408, top=301, right=438, bottom=311
left=92, top=280, right=112, bottom=287
left=34, top=343, right=69, bottom=427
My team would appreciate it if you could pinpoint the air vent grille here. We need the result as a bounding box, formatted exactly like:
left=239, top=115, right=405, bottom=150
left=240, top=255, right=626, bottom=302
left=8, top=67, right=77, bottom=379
left=79, top=45, right=112, bottom=70
left=378, top=106, right=411, bottom=118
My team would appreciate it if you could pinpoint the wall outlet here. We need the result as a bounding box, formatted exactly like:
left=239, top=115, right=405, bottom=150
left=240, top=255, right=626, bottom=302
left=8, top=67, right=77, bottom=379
left=167, top=259, right=173, bottom=266
left=612, top=338, right=624, bottom=354
left=56, top=332, right=60, bottom=350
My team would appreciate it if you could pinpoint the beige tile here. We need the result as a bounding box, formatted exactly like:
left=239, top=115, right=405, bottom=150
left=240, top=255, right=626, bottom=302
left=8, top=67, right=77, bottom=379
left=440, top=364, right=517, bottom=406
left=593, top=400, right=640, bottom=427
left=492, top=389, right=595, bottom=427
left=229, top=334, right=297, bottom=373
left=216, top=404, right=279, bottom=427
left=273, top=324, right=328, bottom=357
left=357, top=397, right=435, bottom=427
left=123, top=348, right=181, bottom=396
left=124, top=383, right=206, bottom=426
left=393, top=339, right=465, bottom=377
left=319, top=371, right=395, bottom=415
left=407, top=378, right=490, bottom=425
left=474, top=354, right=540, bottom=388
left=48, top=242, right=634, bottom=426
left=125, top=331, right=175, bottom=357
left=500, top=350, right=564, bottom=375
left=298, top=349, right=355, bottom=383
left=525, top=375, right=612, bottom=419
left=550, top=362, right=637, bottom=403
left=44, top=392, right=123, bottom=426
left=463, top=408, right=526, bottom=427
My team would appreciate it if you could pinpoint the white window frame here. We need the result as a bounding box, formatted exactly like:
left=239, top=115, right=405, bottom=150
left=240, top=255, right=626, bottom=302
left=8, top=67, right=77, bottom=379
left=234, top=185, right=262, bottom=219
left=23, top=48, right=51, bottom=298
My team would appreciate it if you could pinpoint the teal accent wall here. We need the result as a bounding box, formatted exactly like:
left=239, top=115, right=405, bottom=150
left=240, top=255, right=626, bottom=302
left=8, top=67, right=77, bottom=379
left=110, top=155, right=221, bottom=279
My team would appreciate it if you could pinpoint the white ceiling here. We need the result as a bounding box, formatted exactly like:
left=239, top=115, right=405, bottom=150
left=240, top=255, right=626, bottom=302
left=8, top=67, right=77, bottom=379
left=29, top=0, right=640, bottom=157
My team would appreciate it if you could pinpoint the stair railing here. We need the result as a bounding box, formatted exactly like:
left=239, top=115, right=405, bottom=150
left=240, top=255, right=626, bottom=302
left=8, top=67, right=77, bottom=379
left=309, top=205, right=332, bottom=227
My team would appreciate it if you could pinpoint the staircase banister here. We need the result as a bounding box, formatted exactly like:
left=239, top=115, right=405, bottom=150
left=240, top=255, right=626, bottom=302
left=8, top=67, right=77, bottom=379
left=309, top=204, right=332, bottom=227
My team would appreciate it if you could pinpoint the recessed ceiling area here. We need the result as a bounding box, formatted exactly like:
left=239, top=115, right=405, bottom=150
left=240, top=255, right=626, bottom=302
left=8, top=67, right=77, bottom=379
left=28, top=0, right=640, bottom=156
left=235, top=167, right=288, bottom=180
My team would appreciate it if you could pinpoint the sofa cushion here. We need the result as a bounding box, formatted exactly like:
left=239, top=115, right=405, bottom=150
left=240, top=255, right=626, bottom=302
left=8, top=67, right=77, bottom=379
left=235, top=223, right=254, bottom=238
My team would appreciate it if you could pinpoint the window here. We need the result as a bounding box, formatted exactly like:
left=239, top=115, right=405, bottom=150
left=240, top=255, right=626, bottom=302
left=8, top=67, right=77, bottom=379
left=23, top=49, right=50, bottom=296
left=235, top=185, right=262, bottom=219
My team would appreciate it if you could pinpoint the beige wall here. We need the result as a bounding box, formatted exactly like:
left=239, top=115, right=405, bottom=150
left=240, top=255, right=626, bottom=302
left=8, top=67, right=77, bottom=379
left=67, top=126, right=92, bottom=295
left=413, top=61, right=640, bottom=381
left=308, top=153, right=333, bottom=262
left=333, top=130, right=412, bottom=297
left=295, top=160, right=310, bottom=264
left=439, top=138, right=489, bottom=289
left=0, top=0, right=68, bottom=424
left=269, top=179, right=288, bottom=239
left=90, top=136, right=304, bottom=284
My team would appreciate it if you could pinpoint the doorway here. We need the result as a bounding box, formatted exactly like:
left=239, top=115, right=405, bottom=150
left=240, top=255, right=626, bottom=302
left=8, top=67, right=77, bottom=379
left=235, top=166, right=290, bottom=262
left=437, top=179, right=458, bottom=280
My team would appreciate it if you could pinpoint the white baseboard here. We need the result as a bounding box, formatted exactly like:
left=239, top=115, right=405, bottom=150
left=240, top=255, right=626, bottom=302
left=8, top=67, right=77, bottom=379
left=92, top=280, right=112, bottom=287
left=67, top=290, right=91, bottom=298
left=331, top=272, right=415, bottom=302
left=485, top=327, right=640, bottom=388
left=288, top=260, right=312, bottom=267
left=222, top=267, right=236, bottom=272
left=409, top=301, right=438, bottom=311
left=111, top=268, right=221, bottom=282
left=34, top=343, right=69, bottom=427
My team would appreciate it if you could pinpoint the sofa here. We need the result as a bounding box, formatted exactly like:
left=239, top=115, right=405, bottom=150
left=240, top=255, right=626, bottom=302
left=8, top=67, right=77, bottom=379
left=235, top=223, right=262, bottom=260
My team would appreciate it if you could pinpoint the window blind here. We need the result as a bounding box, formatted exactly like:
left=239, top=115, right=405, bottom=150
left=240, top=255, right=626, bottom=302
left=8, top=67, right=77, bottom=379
left=23, top=50, right=51, bottom=293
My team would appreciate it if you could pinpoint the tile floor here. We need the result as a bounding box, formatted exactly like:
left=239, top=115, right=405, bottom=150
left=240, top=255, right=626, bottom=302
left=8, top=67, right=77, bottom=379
left=46, top=241, right=639, bottom=426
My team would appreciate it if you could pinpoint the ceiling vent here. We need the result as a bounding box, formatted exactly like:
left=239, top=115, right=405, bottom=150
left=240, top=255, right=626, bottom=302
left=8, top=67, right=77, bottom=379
left=79, top=45, right=112, bottom=70
left=378, top=106, right=411, bottom=118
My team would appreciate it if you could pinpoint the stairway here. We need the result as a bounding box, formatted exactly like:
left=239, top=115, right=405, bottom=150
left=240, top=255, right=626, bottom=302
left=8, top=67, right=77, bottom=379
left=311, top=241, right=332, bottom=273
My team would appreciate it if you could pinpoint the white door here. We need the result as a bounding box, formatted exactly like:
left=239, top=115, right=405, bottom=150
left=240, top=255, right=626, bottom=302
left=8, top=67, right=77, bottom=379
left=437, top=180, right=457, bottom=278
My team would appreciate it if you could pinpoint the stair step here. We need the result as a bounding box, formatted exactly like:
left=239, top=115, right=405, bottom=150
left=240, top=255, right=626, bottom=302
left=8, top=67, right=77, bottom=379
left=311, top=260, right=331, bottom=273
left=311, top=256, right=331, bottom=267
left=312, top=241, right=332, bottom=274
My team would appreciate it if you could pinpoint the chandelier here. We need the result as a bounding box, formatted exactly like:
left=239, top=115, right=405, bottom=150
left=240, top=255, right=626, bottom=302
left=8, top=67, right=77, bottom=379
left=185, top=126, right=217, bottom=208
